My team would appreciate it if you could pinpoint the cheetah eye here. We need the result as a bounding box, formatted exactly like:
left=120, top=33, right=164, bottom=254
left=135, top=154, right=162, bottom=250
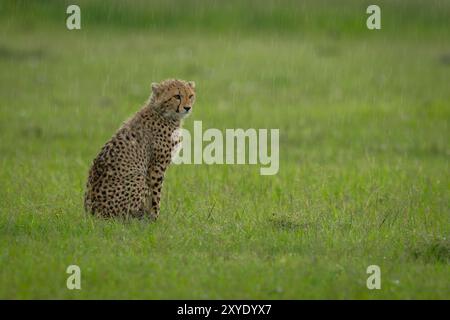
left=174, top=94, right=181, bottom=100
left=189, top=95, right=194, bottom=99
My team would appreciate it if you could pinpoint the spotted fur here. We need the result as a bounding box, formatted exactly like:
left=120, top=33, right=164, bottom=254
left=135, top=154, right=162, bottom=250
left=84, top=79, right=196, bottom=220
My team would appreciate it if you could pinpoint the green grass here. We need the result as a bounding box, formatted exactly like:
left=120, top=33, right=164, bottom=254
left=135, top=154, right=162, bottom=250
left=0, top=0, right=449, bottom=299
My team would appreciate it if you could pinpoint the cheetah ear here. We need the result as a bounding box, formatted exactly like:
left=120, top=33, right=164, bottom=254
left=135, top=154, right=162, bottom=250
left=188, top=81, right=196, bottom=89
left=151, top=83, right=161, bottom=95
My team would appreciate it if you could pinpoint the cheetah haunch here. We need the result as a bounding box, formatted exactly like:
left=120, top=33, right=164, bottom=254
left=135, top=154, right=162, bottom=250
left=84, top=79, right=196, bottom=220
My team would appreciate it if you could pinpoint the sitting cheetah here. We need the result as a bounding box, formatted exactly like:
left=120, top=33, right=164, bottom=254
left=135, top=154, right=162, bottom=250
left=84, top=79, right=196, bottom=220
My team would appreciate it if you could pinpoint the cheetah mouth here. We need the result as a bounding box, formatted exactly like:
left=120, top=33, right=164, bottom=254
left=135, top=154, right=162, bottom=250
left=180, top=110, right=191, bottom=117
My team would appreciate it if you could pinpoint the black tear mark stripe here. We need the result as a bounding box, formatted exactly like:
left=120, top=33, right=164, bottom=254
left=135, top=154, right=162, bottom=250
left=176, top=99, right=181, bottom=112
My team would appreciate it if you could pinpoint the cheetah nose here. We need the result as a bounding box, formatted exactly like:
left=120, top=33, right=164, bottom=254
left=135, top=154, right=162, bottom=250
left=184, top=106, right=191, bottom=112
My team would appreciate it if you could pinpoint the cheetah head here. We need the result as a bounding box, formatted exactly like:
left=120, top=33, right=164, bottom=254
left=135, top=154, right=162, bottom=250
left=150, top=79, right=196, bottom=120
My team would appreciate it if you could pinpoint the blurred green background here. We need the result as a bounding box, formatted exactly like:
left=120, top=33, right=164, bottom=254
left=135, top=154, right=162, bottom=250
left=0, top=0, right=449, bottom=299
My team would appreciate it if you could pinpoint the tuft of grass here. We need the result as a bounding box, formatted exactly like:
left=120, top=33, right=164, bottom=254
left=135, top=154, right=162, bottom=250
left=410, top=237, right=450, bottom=264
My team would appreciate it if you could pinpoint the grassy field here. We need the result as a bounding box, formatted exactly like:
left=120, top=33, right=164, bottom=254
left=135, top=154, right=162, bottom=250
left=0, top=0, right=449, bottom=299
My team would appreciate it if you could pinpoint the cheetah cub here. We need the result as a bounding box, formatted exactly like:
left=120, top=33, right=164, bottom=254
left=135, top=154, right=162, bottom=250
left=84, top=79, right=196, bottom=220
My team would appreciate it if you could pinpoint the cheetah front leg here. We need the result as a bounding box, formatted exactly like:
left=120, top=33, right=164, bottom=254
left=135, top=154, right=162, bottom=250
left=148, top=163, right=166, bottom=221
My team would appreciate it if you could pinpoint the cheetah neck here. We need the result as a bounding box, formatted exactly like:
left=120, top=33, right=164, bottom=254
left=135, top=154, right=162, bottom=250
left=139, top=104, right=182, bottom=132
